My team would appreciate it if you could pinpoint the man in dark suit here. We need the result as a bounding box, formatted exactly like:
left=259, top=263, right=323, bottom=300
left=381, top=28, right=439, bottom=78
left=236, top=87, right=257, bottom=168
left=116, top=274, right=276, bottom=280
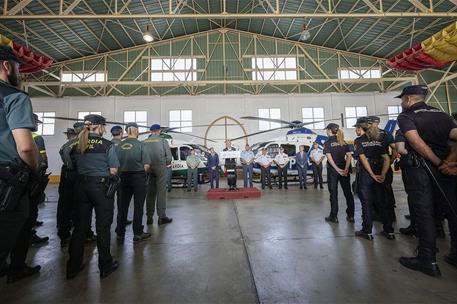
left=295, top=145, right=308, bottom=189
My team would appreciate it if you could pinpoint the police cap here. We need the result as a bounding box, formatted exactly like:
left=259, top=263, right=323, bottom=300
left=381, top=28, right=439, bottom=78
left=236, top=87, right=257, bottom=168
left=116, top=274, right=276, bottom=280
left=84, top=114, right=106, bottom=125
left=353, top=116, right=372, bottom=128
left=395, top=85, right=428, bottom=99
left=110, top=125, right=123, bottom=135
left=125, top=122, right=138, bottom=130
left=369, top=116, right=380, bottom=123
left=0, top=45, right=23, bottom=63
left=73, top=122, right=85, bottom=133
left=150, top=124, right=161, bottom=131
left=324, top=123, right=339, bottom=132
left=33, top=114, right=42, bottom=124
left=64, top=128, right=76, bottom=135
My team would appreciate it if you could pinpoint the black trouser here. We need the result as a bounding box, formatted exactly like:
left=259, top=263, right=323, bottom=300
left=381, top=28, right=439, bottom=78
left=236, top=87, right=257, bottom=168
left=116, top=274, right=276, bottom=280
left=374, top=168, right=396, bottom=219
left=327, top=166, right=354, bottom=218
left=312, top=163, right=323, bottom=188
left=68, top=176, right=114, bottom=272
left=261, top=167, right=271, bottom=188
left=357, top=170, right=393, bottom=234
left=0, top=192, right=29, bottom=272
left=404, top=164, right=457, bottom=263
left=57, top=166, right=78, bottom=240
left=277, top=166, right=288, bottom=188
left=116, top=172, right=147, bottom=236
left=8, top=179, right=43, bottom=274
left=401, top=169, right=417, bottom=230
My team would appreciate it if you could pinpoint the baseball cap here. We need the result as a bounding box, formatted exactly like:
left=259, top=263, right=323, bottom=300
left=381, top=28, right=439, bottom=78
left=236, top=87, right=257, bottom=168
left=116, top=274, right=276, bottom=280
left=150, top=124, right=161, bottom=131
left=73, top=122, right=85, bottom=133
left=0, top=45, right=23, bottom=63
left=125, top=122, right=138, bottom=130
left=324, top=123, right=339, bottom=132
left=84, top=114, right=106, bottom=125
left=110, top=125, right=123, bottom=135
left=353, top=117, right=372, bottom=128
left=64, top=128, right=76, bottom=135
left=395, top=85, right=428, bottom=99
left=369, top=116, right=380, bottom=124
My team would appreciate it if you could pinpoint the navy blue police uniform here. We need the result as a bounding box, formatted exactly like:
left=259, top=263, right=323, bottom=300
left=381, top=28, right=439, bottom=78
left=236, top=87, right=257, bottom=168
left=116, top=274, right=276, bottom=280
left=67, top=114, right=120, bottom=279
left=354, top=118, right=394, bottom=240
left=397, top=85, right=457, bottom=276
left=323, top=123, right=355, bottom=222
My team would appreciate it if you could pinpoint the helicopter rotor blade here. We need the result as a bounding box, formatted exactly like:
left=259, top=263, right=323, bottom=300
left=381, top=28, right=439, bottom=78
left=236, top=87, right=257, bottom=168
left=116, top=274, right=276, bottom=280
left=231, top=126, right=290, bottom=141
left=240, top=116, right=295, bottom=127
left=166, top=130, right=216, bottom=143
left=162, top=123, right=241, bottom=133
left=46, top=116, right=151, bottom=129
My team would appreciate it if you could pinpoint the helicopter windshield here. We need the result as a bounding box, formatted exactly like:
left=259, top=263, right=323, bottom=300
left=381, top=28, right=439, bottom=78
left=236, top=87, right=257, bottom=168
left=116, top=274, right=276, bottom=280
left=281, top=144, right=297, bottom=157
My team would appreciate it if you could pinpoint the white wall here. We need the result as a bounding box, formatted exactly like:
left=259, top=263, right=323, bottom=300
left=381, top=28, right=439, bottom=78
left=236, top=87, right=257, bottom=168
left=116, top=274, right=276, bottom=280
left=31, top=91, right=400, bottom=175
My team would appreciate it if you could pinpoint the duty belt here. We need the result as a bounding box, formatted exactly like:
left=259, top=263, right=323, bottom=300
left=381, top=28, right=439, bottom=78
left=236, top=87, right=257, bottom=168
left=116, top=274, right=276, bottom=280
left=79, top=175, right=108, bottom=183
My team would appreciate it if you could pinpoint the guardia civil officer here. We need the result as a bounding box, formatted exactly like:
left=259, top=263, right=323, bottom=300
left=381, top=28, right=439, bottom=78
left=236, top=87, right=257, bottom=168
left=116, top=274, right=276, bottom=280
left=396, top=85, right=457, bottom=277
left=111, top=125, right=123, bottom=145
left=57, top=127, right=78, bottom=246
left=353, top=117, right=394, bottom=240
left=144, top=124, right=173, bottom=226
left=115, top=123, right=151, bottom=242
left=323, top=123, right=355, bottom=223
left=29, top=114, right=49, bottom=246
left=67, top=114, right=120, bottom=280
left=186, top=149, right=200, bottom=192
left=0, top=45, right=40, bottom=283
left=369, top=116, right=397, bottom=222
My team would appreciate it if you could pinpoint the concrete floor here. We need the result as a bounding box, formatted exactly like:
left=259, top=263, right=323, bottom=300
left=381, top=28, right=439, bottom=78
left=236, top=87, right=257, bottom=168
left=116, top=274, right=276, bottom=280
left=1, top=176, right=457, bottom=303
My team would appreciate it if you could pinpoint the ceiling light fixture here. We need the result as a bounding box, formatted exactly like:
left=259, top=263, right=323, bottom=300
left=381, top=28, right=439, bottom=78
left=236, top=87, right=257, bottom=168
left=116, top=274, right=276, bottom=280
left=143, top=25, right=154, bottom=42
left=299, top=24, right=311, bottom=41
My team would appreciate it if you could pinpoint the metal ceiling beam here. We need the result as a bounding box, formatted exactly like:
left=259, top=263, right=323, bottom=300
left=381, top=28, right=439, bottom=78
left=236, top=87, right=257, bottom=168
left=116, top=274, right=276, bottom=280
left=2, top=12, right=457, bottom=19
left=6, top=0, right=33, bottom=15
left=361, top=0, right=380, bottom=13
left=23, top=77, right=417, bottom=87
left=62, top=0, right=82, bottom=15
left=408, top=0, right=430, bottom=12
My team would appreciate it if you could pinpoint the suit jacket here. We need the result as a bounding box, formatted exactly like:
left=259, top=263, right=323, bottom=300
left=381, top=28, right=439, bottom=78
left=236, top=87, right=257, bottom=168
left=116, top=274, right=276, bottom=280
left=295, top=151, right=308, bottom=167
left=207, top=153, right=219, bottom=169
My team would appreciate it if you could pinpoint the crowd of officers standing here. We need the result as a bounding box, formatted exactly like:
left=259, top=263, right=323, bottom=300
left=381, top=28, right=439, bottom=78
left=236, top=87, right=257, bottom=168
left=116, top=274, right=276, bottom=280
left=0, top=42, right=457, bottom=283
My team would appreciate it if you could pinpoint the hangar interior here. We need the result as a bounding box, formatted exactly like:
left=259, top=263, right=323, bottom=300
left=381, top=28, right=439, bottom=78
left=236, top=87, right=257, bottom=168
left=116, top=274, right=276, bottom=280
left=1, top=0, right=457, bottom=303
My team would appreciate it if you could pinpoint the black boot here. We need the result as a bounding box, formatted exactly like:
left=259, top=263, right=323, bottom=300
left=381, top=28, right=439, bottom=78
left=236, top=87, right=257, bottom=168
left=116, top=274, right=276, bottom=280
left=355, top=230, right=373, bottom=240
left=325, top=216, right=338, bottom=224
left=158, top=216, right=173, bottom=226
left=100, top=260, right=119, bottom=279
left=7, top=265, right=41, bottom=284
left=399, top=257, right=441, bottom=277
left=399, top=225, right=416, bottom=236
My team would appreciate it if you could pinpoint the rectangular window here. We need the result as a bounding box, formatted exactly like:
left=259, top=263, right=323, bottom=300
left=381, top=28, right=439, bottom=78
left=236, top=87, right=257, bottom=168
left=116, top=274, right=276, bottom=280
left=169, top=110, right=192, bottom=133
left=258, top=108, right=281, bottom=131
left=61, top=71, right=106, bottom=82
left=302, top=107, right=325, bottom=129
left=345, top=106, right=367, bottom=128
left=338, top=68, right=381, bottom=79
left=34, top=112, right=55, bottom=136
left=251, top=57, right=297, bottom=81
left=387, top=105, right=402, bottom=120
left=124, top=111, right=148, bottom=133
left=151, top=58, right=197, bottom=82
left=77, top=111, right=102, bottom=120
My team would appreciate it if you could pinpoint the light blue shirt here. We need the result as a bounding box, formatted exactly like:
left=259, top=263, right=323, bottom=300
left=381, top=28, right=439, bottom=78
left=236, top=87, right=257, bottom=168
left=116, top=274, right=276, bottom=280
left=241, top=150, right=255, bottom=163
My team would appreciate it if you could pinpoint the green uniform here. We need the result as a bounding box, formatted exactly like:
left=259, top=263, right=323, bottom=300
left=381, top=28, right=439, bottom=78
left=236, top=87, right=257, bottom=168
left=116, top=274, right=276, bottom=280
left=143, top=134, right=172, bottom=218
left=115, top=138, right=150, bottom=172
left=111, top=138, right=122, bottom=146
left=186, top=155, right=200, bottom=191
left=0, top=80, right=35, bottom=166
left=71, top=133, right=119, bottom=177
left=59, top=138, right=78, bottom=170
left=33, top=133, right=47, bottom=167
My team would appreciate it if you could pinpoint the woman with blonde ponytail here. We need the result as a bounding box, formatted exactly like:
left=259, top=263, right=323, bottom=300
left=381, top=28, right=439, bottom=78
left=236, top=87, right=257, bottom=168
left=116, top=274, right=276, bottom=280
left=67, top=114, right=120, bottom=280
left=353, top=117, right=394, bottom=241
left=322, top=123, right=355, bottom=224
